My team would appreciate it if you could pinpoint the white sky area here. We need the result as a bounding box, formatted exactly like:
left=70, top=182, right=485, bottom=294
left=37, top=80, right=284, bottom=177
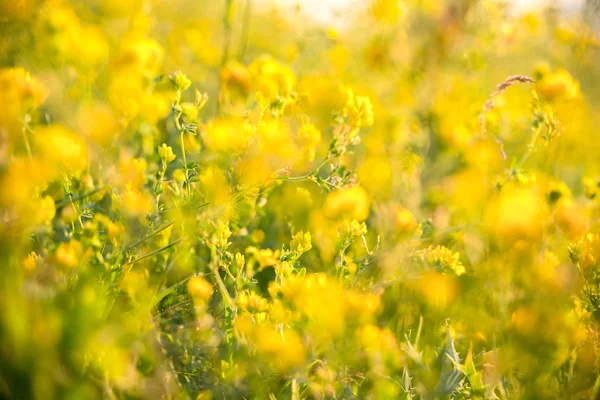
left=275, top=0, right=586, bottom=25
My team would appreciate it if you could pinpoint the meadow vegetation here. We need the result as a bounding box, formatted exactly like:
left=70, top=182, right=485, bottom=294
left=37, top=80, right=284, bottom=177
left=1, top=0, right=600, bottom=398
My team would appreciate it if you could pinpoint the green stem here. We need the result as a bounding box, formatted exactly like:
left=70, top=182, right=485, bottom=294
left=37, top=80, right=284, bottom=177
left=123, top=238, right=183, bottom=267
left=217, top=0, right=236, bottom=114
left=238, top=0, right=252, bottom=61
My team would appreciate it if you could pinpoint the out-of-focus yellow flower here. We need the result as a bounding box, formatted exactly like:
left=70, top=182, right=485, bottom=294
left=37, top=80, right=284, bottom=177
left=188, top=276, right=214, bottom=301
left=199, top=167, right=229, bottom=204
left=34, top=125, right=88, bottom=175
left=296, top=122, right=322, bottom=162
left=0, top=67, right=48, bottom=115
left=0, top=157, right=53, bottom=214
left=23, top=252, right=40, bottom=271
left=0, top=0, right=41, bottom=21
left=511, top=306, right=538, bottom=335
left=220, top=61, right=251, bottom=101
left=394, top=206, right=417, bottom=234
left=255, top=248, right=280, bottom=271
left=238, top=291, right=269, bottom=313
left=72, top=25, right=109, bottom=67
left=417, top=272, right=458, bottom=309
left=536, top=68, right=580, bottom=101
left=203, top=117, right=251, bottom=153
left=357, top=324, right=400, bottom=357
left=121, top=186, right=153, bottom=218
left=77, top=103, right=119, bottom=147
left=116, top=37, right=164, bottom=77
left=324, top=186, right=371, bottom=221
left=249, top=55, right=296, bottom=101
left=485, top=187, right=548, bottom=244
left=34, top=196, right=57, bottom=225
left=55, top=240, right=83, bottom=268
left=357, top=156, right=392, bottom=197
left=236, top=315, right=305, bottom=373
left=297, top=77, right=346, bottom=127
left=0, top=68, right=48, bottom=144
left=554, top=197, right=588, bottom=239
left=117, top=153, right=147, bottom=189
left=370, top=0, right=404, bottom=24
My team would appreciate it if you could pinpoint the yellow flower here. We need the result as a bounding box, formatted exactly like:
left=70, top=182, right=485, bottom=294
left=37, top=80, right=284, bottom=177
left=536, top=68, right=580, bottom=101
left=484, top=187, right=549, bottom=245
left=343, top=89, right=374, bottom=128
left=296, top=122, right=322, bottom=162
left=199, top=167, right=230, bottom=204
left=55, top=240, right=83, bottom=268
left=238, top=318, right=305, bottom=373
left=116, top=37, right=164, bottom=77
left=569, top=233, right=600, bottom=273
left=417, top=272, right=458, bottom=309
left=158, top=143, right=176, bottom=163
left=290, top=231, right=312, bottom=254
left=324, top=186, right=371, bottom=221
left=255, top=248, right=280, bottom=271
left=35, top=125, right=88, bottom=175
left=77, top=102, right=119, bottom=147
left=394, top=206, right=417, bottom=234
left=34, top=196, right=57, bottom=225
left=237, top=291, right=269, bottom=313
left=188, top=276, right=214, bottom=301
left=370, top=0, right=404, bottom=24
left=203, top=117, right=251, bottom=153
left=169, top=70, right=192, bottom=91
left=23, top=252, right=40, bottom=271
left=249, top=55, right=296, bottom=101
left=425, top=245, right=466, bottom=276
left=0, top=68, right=48, bottom=144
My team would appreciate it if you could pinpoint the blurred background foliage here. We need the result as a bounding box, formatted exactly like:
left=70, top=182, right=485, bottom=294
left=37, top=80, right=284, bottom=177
left=1, top=0, right=600, bottom=398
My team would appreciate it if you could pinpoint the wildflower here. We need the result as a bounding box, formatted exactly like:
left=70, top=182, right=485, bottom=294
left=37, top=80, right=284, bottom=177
left=23, top=252, right=40, bottom=271
left=583, top=177, right=600, bottom=199
left=536, top=68, right=580, bottom=101
left=249, top=55, right=296, bottom=101
left=237, top=291, right=269, bottom=313
left=394, top=206, right=417, bottom=234
left=324, top=186, right=371, bottom=221
left=296, top=122, right=322, bottom=162
left=35, top=125, right=88, bottom=175
left=425, top=245, right=466, bottom=276
left=343, top=88, right=374, bottom=128
left=34, top=196, right=56, bottom=225
left=158, top=143, right=176, bottom=163
left=188, top=276, right=214, bottom=301
left=569, top=233, right=600, bottom=273
left=484, top=187, right=548, bottom=244
left=199, top=167, right=229, bottom=204
left=255, top=248, right=280, bottom=271
left=117, top=37, right=164, bottom=77
left=417, top=272, right=458, bottom=309
left=342, top=219, right=368, bottom=239
left=220, top=61, right=251, bottom=100
left=290, top=231, right=312, bottom=254
left=370, top=0, right=404, bottom=24
left=55, top=240, right=83, bottom=268
left=169, top=70, right=191, bottom=91
left=203, top=117, right=251, bottom=153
